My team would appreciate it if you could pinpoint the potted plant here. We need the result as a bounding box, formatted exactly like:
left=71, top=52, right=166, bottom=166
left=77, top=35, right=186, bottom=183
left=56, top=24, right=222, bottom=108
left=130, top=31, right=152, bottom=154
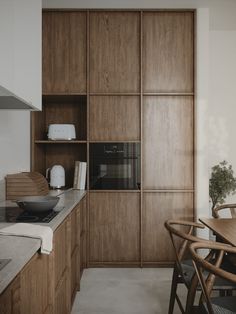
left=209, top=160, right=236, bottom=217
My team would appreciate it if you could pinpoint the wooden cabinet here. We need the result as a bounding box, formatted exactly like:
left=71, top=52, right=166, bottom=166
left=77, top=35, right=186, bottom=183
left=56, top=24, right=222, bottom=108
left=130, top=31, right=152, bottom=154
left=80, top=196, right=87, bottom=272
left=43, top=11, right=87, bottom=94
left=71, top=204, right=81, bottom=303
left=0, top=254, right=51, bottom=314
left=20, top=254, right=51, bottom=314
left=89, top=11, right=140, bottom=93
left=142, top=192, right=193, bottom=264
left=89, top=192, right=140, bottom=264
left=89, top=96, right=140, bottom=141
left=143, top=96, right=194, bottom=190
left=0, top=276, right=20, bottom=314
left=143, top=11, right=194, bottom=93
left=53, top=217, right=71, bottom=314
left=31, top=95, right=87, bottom=188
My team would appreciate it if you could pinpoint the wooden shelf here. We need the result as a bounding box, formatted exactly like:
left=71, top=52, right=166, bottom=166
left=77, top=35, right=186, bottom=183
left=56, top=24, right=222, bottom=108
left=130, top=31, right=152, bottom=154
left=35, top=140, right=87, bottom=144
left=89, top=140, right=141, bottom=143
left=89, top=190, right=141, bottom=193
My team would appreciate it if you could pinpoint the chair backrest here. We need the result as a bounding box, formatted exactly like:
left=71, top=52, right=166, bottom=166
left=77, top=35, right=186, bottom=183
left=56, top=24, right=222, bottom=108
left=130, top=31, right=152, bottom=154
left=212, top=203, right=236, bottom=218
left=164, top=220, right=211, bottom=267
left=189, top=242, right=236, bottom=314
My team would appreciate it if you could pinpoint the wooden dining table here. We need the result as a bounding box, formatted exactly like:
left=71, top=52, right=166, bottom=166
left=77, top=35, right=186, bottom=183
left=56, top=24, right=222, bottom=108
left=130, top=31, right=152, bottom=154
left=199, top=218, right=236, bottom=247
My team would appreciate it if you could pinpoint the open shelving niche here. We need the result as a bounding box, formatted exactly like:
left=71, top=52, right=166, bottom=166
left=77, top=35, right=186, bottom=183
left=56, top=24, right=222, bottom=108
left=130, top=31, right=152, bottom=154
left=31, top=94, right=87, bottom=188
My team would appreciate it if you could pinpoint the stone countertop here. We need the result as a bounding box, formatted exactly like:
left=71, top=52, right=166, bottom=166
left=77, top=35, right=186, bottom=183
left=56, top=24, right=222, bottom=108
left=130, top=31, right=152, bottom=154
left=0, top=189, right=86, bottom=295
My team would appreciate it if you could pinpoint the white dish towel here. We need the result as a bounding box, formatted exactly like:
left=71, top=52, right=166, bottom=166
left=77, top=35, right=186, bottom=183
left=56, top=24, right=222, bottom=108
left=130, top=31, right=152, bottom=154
left=0, top=223, right=53, bottom=254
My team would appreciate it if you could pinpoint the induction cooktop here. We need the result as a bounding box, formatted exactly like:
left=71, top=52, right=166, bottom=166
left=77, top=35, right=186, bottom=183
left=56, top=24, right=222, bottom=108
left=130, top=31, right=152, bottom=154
left=0, top=206, right=59, bottom=223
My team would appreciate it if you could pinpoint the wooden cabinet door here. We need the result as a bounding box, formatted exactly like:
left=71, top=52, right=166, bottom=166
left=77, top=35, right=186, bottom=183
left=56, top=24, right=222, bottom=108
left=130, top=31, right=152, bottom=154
left=143, top=11, right=194, bottom=93
left=43, top=12, right=86, bottom=94
left=20, top=254, right=51, bottom=314
left=142, top=192, right=193, bottom=263
left=80, top=197, right=87, bottom=270
left=89, top=96, right=140, bottom=141
left=89, top=192, right=140, bottom=263
left=90, top=11, right=140, bottom=93
left=0, top=276, right=20, bottom=314
left=54, top=218, right=71, bottom=314
left=71, top=204, right=81, bottom=303
left=143, top=96, right=193, bottom=190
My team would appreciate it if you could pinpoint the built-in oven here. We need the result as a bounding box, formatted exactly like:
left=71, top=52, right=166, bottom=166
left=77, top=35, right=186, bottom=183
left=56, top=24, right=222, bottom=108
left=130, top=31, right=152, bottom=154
left=89, top=143, right=140, bottom=190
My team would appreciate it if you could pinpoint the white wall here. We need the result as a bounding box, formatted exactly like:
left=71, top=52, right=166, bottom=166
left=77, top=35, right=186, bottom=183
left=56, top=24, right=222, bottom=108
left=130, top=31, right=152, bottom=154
left=0, top=0, right=42, bottom=201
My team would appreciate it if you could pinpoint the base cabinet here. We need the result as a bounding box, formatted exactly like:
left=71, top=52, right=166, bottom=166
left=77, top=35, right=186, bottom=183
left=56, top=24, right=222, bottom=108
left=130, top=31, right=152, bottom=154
left=89, top=192, right=140, bottom=265
left=0, top=276, right=20, bottom=314
left=142, top=192, right=193, bottom=264
left=0, top=196, right=87, bottom=314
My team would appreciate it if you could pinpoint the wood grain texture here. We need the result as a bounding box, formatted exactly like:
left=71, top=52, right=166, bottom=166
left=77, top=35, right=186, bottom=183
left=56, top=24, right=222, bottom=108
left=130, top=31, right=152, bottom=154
left=53, top=217, right=71, bottom=314
left=143, top=96, right=194, bottom=189
left=44, top=95, right=87, bottom=141
left=143, top=11, right=194, bottom=93
left=90, top=11, right=140, bottom=93
left=43, top=12, right=86, bottom=93
left=89, top=96, right=140, bottom=141
left=142, top=192, right=193, bottom=262
left=0, top=276, right=20, bottom=314
left=199, top=218, right=236, bottom=247
left=80, top=197, right=87, bottom=270
left=20, top=254, right=51, bottom=314
left=89, top=192, right=140, bottom=262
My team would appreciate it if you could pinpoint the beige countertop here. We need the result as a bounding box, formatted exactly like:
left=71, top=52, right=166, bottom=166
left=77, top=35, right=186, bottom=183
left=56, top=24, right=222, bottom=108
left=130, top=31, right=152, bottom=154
left=0, top=189, right=86, bottom=294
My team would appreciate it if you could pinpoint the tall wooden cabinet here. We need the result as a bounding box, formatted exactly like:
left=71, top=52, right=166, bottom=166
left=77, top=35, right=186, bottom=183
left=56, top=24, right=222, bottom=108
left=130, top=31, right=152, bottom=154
left=31, top=9, right=195, bottom=267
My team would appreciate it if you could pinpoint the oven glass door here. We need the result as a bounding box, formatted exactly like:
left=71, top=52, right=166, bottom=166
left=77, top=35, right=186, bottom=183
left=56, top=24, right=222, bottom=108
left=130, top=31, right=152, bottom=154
left=89, top=143, right=140, bottom=190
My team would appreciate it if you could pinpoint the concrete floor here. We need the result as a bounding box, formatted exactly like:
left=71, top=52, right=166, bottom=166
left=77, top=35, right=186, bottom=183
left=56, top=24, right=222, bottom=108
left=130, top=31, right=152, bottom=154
left=71, top=268, right=186, bottom=314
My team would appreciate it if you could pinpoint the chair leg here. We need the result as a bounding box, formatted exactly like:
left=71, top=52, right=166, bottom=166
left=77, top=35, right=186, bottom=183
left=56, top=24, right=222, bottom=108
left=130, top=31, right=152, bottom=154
left=185, top=273, right=198, bottom=314
left=168, top=265, right=179, bottom=314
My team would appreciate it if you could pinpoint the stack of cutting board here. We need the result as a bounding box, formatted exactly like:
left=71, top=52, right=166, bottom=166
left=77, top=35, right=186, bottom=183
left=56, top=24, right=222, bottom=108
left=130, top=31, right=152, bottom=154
left=5, top=172, right=49, bottom=200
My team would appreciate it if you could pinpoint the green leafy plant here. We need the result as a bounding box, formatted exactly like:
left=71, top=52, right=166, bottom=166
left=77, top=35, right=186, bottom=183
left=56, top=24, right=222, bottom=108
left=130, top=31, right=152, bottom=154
left=209, top=160, right=236, bottom=214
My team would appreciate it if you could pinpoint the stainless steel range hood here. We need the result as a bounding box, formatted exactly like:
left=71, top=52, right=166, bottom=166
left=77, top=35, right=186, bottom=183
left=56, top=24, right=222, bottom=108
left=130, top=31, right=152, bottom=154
left=0, top=85, right=37, bottom=110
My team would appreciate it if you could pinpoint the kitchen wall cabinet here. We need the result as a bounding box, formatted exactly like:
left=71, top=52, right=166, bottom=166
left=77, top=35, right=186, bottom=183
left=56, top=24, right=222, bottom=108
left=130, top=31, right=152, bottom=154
left=89, top=192, right=140, bottom=264
left=42, top=11, right=87, bottom=94
left=143, top=96, right=194, bottom=190
left=32, top=9, right=195, bottom=266
left=89, top=96, right=140, bottom=141
left=89, top=11, right=140, bottom=93
left=142, top=11, right=194, bottom=93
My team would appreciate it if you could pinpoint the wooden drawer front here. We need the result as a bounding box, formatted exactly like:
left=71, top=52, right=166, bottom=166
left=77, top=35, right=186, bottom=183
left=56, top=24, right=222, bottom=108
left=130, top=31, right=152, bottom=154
left=71, top=250, right=79, bottom=302
left=89, top=192, right=140, bottom=262
left=20, top=254, right=50, bottom=314
left=142, top=192, right=193, bottom=262
left=43, top=12, right=87, bottom=93
left=54, top=220, right=68, bottom=287
left=90, top=11, right=140, bottom=93
left=0, top=276, right=20, bottom=314
left=90, top=96, right=140, bottom=141
left=143, top=11, right=194, bottom=93
left=143, top=96, right=193, bottom=190
left=71, top=208, right=77, bottom=254
left=54, top=271, right=69, bottom=314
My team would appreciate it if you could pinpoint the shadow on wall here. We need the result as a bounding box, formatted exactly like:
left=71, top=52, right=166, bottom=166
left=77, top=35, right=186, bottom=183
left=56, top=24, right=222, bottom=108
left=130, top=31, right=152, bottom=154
left=0, top=179, right=5, bottom=201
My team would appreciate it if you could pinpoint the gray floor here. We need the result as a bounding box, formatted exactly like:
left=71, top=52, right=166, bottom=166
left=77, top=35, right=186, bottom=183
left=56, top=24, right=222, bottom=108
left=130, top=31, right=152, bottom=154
left=71, top=268, right=186, bottom=314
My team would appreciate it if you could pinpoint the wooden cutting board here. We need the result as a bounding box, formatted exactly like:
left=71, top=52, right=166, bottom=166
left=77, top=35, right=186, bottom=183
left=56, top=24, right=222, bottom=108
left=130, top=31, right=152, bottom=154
left=5, top=172, right=49, bottom=200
